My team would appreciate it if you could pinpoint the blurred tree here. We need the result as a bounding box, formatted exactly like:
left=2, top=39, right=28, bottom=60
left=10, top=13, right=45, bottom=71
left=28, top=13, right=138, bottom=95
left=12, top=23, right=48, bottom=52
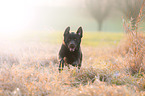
left=115, top=0, right=144, bottom=30
left=86, top=0, right=112, bottom=31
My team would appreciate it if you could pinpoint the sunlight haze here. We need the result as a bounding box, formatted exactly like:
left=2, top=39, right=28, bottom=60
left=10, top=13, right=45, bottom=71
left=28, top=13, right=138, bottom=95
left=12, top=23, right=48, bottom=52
left=0, top=0, right=82, bottom=37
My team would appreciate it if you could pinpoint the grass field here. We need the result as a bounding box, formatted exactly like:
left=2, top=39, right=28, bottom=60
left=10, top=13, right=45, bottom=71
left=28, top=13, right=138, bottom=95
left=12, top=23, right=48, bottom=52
left=21, top=31, right=124, bottom=46
left=0, top=31, right=145, bottom=96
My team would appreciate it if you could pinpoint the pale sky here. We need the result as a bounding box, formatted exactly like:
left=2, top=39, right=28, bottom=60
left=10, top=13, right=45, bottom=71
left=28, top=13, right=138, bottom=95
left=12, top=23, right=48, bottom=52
left=0, top=0, right=83, bottom=35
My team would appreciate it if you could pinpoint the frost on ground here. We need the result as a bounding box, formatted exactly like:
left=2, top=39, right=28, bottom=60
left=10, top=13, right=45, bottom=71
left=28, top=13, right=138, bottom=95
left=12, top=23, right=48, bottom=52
left=0, top=41, right=145, bottom=96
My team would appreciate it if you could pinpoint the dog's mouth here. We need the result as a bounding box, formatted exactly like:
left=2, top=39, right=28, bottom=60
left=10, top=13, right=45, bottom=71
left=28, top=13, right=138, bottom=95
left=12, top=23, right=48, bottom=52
left=69, top=47, right=75, bottom=52
left=68, top=43, right=76, bottom=52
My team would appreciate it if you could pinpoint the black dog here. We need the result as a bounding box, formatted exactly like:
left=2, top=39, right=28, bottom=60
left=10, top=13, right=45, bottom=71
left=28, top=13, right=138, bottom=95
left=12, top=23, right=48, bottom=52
left=58, top=26, right=83, bottom=72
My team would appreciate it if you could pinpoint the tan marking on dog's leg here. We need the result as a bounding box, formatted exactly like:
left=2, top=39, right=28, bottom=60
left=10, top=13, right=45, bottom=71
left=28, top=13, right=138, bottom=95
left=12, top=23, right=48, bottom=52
left=67, top=65, right=70, bottom=69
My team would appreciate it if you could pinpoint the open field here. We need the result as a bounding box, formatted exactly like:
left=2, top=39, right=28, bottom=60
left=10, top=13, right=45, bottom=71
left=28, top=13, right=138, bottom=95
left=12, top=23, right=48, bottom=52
left=21, top=32, right=124, bottom=46
left=0, top=32, right=145, bottom=96
left=1, top=0, right=145, bottom=95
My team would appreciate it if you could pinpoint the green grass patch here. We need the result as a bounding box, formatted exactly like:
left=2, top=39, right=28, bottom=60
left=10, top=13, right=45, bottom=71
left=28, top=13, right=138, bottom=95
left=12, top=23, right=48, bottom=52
left=82, top=32, right=124, bottom=46
left=22, top=31, right=124, bottom=46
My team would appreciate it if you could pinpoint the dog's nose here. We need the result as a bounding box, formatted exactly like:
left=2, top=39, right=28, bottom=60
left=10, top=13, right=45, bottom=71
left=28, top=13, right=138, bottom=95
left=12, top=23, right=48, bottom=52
left=70, top=44, right=75, bottom=48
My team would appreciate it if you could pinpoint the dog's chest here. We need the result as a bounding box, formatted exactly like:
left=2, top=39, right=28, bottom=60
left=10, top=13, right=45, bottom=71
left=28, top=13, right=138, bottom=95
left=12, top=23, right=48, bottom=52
left=65, top=52, right=79, bottom=63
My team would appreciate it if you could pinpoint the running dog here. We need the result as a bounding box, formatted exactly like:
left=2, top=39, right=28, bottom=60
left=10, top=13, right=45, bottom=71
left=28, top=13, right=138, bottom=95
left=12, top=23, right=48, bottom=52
left=58, top=26, right=83, bottom=72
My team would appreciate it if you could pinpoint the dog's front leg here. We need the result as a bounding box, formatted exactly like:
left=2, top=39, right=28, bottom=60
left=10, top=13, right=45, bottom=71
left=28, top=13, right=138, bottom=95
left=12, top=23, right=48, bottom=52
left=72, top=59, right=81, bottom=72
left=58, top=58, right=64, bottom=73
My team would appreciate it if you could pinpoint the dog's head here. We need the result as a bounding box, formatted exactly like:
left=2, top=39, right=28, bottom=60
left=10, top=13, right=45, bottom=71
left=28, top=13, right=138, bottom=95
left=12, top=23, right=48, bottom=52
left=63, top=26, right=83, bottom=52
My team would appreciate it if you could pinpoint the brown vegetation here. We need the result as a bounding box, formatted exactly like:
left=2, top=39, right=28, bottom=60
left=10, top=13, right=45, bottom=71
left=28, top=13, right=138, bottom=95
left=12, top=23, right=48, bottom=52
left=0, top=1, right=145, bottom=96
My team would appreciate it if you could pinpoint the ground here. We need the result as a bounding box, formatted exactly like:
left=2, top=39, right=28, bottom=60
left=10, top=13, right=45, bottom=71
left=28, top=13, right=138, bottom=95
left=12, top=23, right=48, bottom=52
left=0, top=32, right=145, bottom=96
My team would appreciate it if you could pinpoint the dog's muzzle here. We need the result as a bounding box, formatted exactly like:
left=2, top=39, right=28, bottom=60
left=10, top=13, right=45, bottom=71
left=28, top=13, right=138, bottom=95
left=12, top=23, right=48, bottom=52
left=69, top=44, right=76, bottom=52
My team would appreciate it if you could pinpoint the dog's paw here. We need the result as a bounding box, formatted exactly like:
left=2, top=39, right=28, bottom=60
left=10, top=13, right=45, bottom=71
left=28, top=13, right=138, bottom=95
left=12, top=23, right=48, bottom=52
left=58, top=68, right=63, bottom=73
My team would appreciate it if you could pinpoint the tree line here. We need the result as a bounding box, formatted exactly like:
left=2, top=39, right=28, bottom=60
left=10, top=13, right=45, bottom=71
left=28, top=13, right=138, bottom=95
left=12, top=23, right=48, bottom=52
left=85, top=0, right=145, bottom=31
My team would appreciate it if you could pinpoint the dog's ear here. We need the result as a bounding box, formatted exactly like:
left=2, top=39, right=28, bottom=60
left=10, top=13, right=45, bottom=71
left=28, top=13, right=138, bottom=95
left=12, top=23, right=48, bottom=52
left=77, top=27, right=83, bottom=38
left=64, top=26, right=70, bottom=36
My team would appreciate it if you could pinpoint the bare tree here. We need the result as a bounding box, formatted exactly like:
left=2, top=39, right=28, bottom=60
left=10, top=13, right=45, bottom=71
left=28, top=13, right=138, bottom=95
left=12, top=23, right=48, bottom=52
left=86, top=0, right=112, bottom=31
left=115, top=0, right=144, bottom=30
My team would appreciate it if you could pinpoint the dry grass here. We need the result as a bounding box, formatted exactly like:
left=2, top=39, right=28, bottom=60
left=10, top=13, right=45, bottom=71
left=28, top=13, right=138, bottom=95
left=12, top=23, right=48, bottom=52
left=0, top=1, right=145, bottom=95
left=0, top=40, right=144, bottom=96
left=117, top=0, right=145, bottom=75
